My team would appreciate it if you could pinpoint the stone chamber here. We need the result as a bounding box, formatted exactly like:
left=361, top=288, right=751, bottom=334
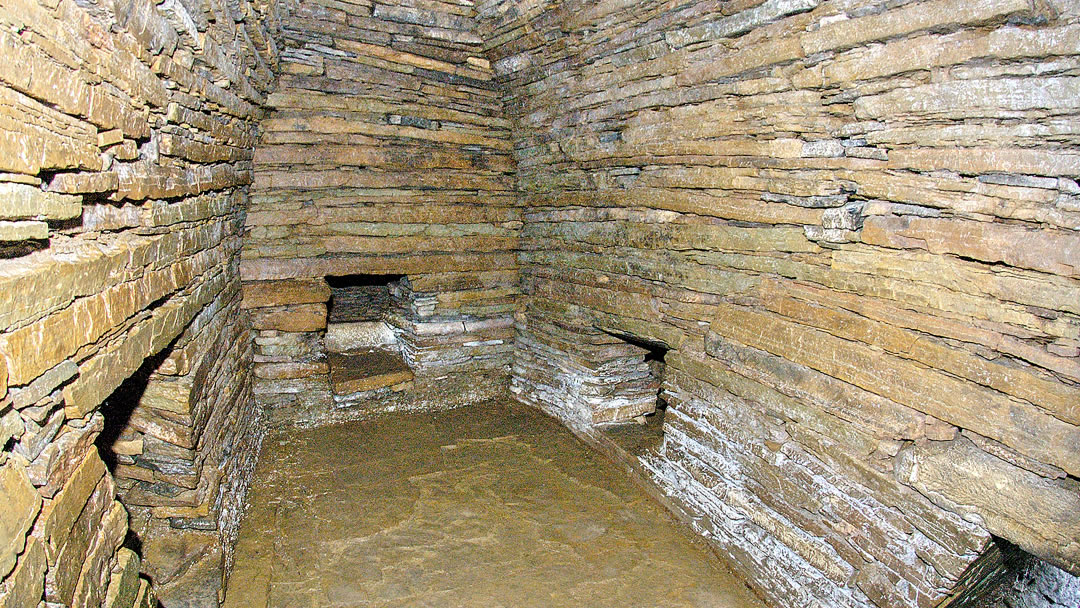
left=0, top=0, right=1078, bottom=606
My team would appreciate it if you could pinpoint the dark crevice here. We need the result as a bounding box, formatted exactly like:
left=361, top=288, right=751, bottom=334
left=95, top=338, right=176, bottom=473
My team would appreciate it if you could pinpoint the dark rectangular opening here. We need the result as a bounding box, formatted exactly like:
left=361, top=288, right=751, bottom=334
left=326, top=273, right=405, bottom=324
left=323, top=274, right=414, bottom=404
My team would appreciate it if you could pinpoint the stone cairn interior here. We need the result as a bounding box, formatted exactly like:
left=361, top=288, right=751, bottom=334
left=1, top=0, right=1079, bottom=605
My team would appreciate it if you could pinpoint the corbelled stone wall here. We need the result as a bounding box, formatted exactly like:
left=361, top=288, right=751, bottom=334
left=480, top=0, right=1080, bottom=606
left=0, top=0, right=278, bottom=603
left=242, top=0, right=520, bottom=426
left=4, top=0, right=1079, bottom=606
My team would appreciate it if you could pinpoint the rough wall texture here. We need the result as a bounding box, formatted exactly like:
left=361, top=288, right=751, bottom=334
left=0, top=0, right=278, bottom=602
left=481, top=0, right=1080, bottom=606
left=242, top=0, right=520, bottom=426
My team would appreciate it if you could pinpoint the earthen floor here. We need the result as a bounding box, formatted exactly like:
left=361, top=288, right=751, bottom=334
left=224, top=400, right=765, bottom=608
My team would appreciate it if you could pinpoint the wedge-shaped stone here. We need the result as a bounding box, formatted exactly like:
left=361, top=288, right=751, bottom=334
left=0, top=536, right=45, bottom=608
left=0, top=461, right=42, bottom=578
left=897, top=436, right=1080, bottom=575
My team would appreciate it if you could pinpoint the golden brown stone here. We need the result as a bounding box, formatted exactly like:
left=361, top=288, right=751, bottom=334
left=249, top=303, right=328, bottom=332
left=241, top=279, right=331, bottom=309
left=0, top=460, right=42, bottom=578
left=0, top=537, right=46, bottom=608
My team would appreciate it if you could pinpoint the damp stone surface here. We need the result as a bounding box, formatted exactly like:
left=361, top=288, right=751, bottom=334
left=224, top=400, right=764, bottom=608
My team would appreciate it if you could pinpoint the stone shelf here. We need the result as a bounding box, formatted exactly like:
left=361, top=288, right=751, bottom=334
left=328, top=350, right=415, bottom=397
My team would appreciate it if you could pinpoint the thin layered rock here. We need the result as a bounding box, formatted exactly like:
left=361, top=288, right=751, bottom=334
left=0, top=0, right=277, bottom=602
left=480, top=0, right=1080, bottom=606
left=242, top=0, right=519, bottom=426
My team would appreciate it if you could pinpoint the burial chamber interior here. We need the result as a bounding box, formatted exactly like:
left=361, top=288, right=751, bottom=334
left=1, top=0, right=1079, bottom=607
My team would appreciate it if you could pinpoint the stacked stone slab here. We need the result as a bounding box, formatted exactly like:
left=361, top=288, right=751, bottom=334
left=513, top=312, right=662, bottom=425
left=244, top=278, right=335, bottom=425
left=479, top=0, right=1080, bottom=606
left=110, top=275, right=262, bottom=596
left=0, top=0, right=278, bottom=603
left=242, top=0, right=520, bottom=426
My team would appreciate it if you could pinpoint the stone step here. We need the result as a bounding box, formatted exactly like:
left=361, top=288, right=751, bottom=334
left=328, top=349, right=414, bottom=396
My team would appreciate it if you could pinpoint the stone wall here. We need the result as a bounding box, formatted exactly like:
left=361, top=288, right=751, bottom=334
left=0, top=0, right=278, bottom=602
left=242, top=0, right=520, bottom=426
left=480, top=0, right=1080, bottom=606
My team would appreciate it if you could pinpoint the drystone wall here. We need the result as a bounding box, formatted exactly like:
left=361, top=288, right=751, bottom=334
left=243, top=0, right=520, bottom=426
left=480, top=0, right=1080, bottom=606
left=0, top=0, right=278, bottom=603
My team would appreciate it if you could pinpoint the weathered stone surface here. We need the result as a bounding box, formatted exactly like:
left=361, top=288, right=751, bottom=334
left=487, top=0, right=1080, bottom=604
left=250, top=303, right=328, bottom=332
left=0, top=0, right=273, bottom=598
left=862, top=215, right=1080, bottom=278
left=103, top=548, right=141, bottom=608
left=0, top=460, right=41, bottom=578
left=253, top=361, right=330, bottom=380
left=70, top=501, right=128, bottom=608
left=242, top=0, right=518, bottom=426
left=326, top=321, right=397, bottom=351
left=0, top=183, right=81, bottom=221
left=709, top=303, right=1080, bottom=477
left=10, top=360, right=78, bottom=409
left=328, top=350, right=413, bottom=395
left=40, top=449, right=107, bottom=555
left=241, top=279, right=331, bottom=309
left=0, top=408, right=21, bottom=450
left=0, top=536, right=46, bottom=608
left=0, top=221, right=47, bottom=241
left=44, top=475, right=114, bottom=605
left=897, top=437, right=1080, bottom=574
left=25, top=414, right=103, bottom=498
left=2, top=0, right=1078, bottom=606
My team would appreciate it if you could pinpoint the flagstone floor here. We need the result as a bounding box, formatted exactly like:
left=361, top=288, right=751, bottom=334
left=224, top=399, right=765, bottom=608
